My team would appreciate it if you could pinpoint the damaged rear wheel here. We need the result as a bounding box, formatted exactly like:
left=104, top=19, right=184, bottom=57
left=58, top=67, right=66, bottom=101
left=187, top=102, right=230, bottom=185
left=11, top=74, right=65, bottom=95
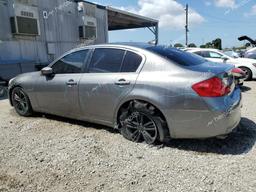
left=118, top=100, right=168, bottom=144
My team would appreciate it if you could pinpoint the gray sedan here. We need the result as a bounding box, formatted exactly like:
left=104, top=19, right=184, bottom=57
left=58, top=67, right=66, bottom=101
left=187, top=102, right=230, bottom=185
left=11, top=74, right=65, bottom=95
left=8, top=44, right=242, bottom=144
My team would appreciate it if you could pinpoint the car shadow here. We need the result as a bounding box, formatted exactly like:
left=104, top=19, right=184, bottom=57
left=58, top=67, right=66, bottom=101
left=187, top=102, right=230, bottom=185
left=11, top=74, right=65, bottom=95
left=240, top=85, right=251, bottom=92
left=35, top=114, right=256, bottom=155
left=39, top=113, right=118, bottom=134
left=164, top=117, right=256, bottom=155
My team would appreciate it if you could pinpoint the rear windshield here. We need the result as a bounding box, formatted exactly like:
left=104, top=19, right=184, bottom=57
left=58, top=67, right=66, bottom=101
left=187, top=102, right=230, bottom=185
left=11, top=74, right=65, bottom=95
left=146, top=46, right=206, bottom=66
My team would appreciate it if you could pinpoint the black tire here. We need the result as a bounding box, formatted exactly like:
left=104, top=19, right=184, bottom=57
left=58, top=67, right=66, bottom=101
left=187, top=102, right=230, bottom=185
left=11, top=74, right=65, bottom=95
left=11, top=87, right=33, bottom=116
left=118, top=100, right=169, bottom=144
left=240, top=67, right=252, bottom=81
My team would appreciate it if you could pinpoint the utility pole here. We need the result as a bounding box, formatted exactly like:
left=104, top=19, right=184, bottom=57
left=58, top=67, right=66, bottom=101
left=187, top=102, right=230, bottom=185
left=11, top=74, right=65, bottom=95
left=185, top=4, right=189, bottom=47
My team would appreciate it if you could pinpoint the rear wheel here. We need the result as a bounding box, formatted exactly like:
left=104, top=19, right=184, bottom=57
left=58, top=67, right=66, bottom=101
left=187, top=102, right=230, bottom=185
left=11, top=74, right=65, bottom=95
left=11, top=87, right=33, bottom=116
left=240, top=67, right=252, bottom=81
left=118, top=100, right=168, bottom=144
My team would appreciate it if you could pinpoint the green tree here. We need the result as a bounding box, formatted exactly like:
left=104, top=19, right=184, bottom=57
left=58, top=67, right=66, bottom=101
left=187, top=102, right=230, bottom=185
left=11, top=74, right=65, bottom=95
left=205, top=42, right=213, bottom=48
left=188, top=43, right=197, bottom=48
left=212, top=38, right=222, bottom=50
left=200, top=45, right=206, bottom=48
left=174, top=43, right=184, bottom=48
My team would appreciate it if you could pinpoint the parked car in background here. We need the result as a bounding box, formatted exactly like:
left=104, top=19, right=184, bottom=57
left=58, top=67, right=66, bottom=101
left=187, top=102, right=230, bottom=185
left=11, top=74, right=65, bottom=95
left=186, top=48, right=256, bottom=81
left=8, top=44, right=241, bottom=144
left=244, top=47, right=256, bottom=60
left=224, top=50, right=240, bottom=58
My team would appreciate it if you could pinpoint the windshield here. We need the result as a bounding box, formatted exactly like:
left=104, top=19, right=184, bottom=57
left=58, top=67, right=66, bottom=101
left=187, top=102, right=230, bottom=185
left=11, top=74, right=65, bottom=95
left=223, top=51, right=239, bottom=58
left=146, top=46, right=207, bottom=66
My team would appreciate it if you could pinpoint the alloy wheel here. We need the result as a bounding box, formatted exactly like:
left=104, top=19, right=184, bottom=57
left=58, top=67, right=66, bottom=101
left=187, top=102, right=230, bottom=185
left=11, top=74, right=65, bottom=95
left=12, top=89, right=29, bottom=115
left=124, top=112, right=158, bottom=144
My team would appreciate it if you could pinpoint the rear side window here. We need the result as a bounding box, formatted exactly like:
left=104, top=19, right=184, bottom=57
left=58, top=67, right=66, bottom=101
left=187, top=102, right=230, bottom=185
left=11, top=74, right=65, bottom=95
left=147, top=46, right=206, bottom=66
left=121, top=51, right=142, bottom=72
left=194, top=51, right=204, bottom=57
left=52, top=50, right=89, bottom=74
left=89, top=48, right=125, bottom=73
left=198, top=51, right=212, bottom=58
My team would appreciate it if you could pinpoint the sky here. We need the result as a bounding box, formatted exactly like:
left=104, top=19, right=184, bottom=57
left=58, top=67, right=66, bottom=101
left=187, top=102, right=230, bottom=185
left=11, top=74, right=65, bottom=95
left=88, top=0, right=256, bottom=48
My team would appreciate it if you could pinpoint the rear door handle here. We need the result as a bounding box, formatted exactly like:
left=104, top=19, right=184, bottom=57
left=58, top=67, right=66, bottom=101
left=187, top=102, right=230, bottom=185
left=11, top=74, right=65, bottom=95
left=115, top=79, right=130, bottom=86
left=66, top=79, right=78, bottom=86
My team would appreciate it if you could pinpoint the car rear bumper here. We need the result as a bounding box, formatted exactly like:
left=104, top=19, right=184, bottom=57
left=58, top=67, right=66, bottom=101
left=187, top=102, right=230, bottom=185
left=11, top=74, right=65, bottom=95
left=165, top=88, right=242, bottom=139
left=208, top=96, right=242, bottom=136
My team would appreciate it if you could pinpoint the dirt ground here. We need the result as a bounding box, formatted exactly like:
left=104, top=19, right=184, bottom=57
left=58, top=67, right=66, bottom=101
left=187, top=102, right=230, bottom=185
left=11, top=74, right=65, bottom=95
left=0, top=82, right=256, bottom=192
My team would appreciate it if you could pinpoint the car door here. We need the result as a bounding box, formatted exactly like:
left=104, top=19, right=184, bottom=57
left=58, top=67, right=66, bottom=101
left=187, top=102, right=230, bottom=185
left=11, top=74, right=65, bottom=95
left=35, top=49, right=90, bottom=117
left=78, top=48, right=144, bottom=124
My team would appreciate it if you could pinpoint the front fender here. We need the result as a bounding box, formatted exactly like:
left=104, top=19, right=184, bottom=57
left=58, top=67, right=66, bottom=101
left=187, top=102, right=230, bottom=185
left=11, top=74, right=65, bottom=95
left=8, top=72, right=39, bottom=106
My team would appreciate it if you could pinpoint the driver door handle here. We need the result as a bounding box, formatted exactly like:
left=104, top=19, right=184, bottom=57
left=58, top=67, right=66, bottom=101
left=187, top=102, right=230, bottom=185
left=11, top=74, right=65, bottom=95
left=66, top=79, right=78, bottom=86
left=115, top=79, right=130, bottom=86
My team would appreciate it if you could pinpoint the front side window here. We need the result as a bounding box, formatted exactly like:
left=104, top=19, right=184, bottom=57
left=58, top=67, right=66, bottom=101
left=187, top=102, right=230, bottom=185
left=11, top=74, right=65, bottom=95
left=89, top=48, right=125, bottom=73
left=121, top=51, right=142, bottom=72
left=52, top=50, right=89, bottom=74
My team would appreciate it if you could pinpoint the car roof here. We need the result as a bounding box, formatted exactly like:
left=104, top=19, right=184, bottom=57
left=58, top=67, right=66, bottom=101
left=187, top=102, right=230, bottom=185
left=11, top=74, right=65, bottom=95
left=71, top=42, right=157, bottom=53
left=76, top=42, right=154, bottom=50
left=73, top=42, right=182, bottom=54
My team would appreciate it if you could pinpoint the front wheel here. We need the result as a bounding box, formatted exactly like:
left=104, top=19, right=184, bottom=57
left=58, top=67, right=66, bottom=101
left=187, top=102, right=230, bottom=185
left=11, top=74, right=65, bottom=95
left=11, top=87, right=33, bottom=116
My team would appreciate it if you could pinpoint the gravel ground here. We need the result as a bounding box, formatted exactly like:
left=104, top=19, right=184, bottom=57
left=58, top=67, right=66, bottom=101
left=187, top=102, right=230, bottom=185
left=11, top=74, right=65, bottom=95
left=0, top=82, right=256, bottom=192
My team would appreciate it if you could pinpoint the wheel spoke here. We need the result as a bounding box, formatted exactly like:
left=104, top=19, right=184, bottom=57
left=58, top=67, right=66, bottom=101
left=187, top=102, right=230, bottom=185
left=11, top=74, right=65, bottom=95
left=135, top=115, right=140, bottom=124
left=15, top=102, right=23, bottom=111
left=20, top=102, right=26, bottom=109
left=142, top=131, right=154, bottom=144
left=130, top=130, right=141, bottom=141
left=140, top=115, right=144, bottom=125
left=21, top=97, right=27, bottom=103
left=144, top=126, right=156, bottom=131
left=126, top=123, right=138, bottom=129
left=143, top=121, right=155, bottom=128
left=128, top=119, right=139, bottom=127
left=14, top=94, right=21, bottom=102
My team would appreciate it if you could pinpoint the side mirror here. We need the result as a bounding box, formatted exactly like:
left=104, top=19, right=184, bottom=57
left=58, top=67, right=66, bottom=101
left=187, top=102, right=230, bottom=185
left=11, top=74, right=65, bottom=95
left=221, top=56, right=229, bottom=62
left=41, top=67, right=53, bottom=76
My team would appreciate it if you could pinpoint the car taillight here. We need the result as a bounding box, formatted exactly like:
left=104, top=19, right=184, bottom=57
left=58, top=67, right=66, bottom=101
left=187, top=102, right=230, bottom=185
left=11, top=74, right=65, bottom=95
left=192, top=77, right=231, bottom=97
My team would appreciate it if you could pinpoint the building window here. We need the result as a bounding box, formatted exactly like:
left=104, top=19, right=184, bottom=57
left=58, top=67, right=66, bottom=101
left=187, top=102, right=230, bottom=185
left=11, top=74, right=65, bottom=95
left=79, top=25, right=97, bottom=40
